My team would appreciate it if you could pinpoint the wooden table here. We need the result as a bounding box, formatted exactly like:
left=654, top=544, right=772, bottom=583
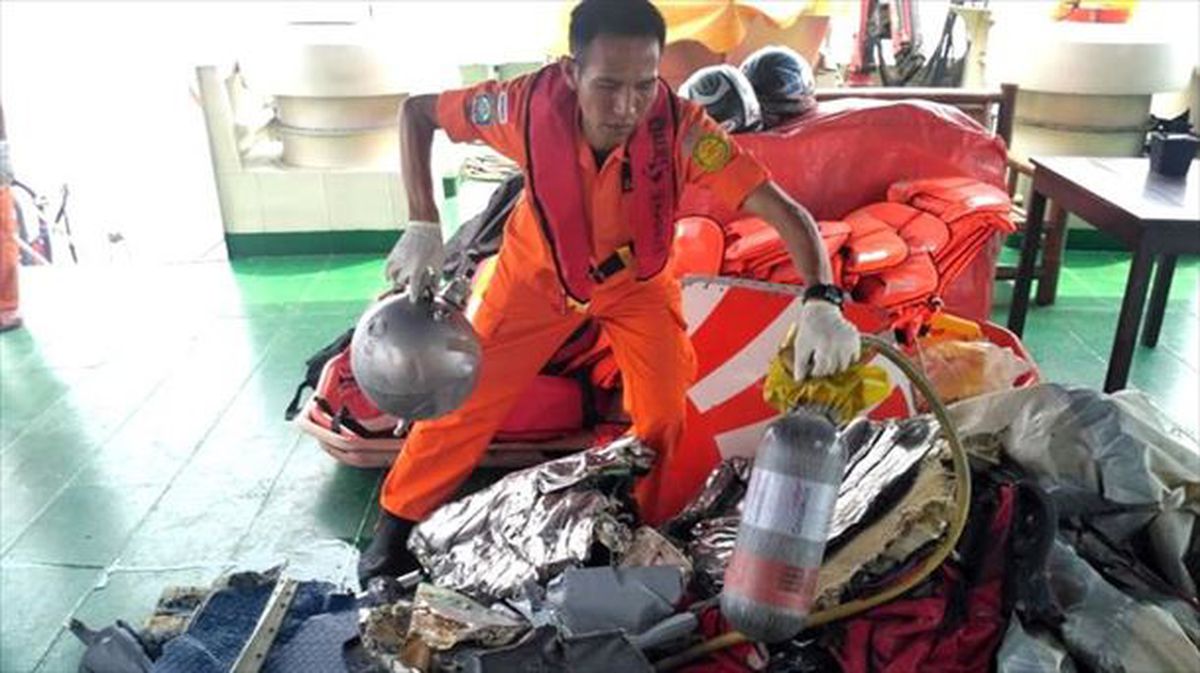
left=1007, top=157, right=1199, bottom=392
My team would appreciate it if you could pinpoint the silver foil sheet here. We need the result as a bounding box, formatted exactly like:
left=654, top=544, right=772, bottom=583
left=409, top=437, right=655, bottom=601
left=831, top=416, right=942, bottom=541
left=680, top=416, right=943, bottom=594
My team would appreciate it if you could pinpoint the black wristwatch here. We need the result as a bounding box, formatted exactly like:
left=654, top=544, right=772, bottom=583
left=803, top=283, right=846, bottom=308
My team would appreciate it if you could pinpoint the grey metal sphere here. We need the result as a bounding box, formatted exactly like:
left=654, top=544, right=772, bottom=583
left=350, top=293, right=482, bottom=420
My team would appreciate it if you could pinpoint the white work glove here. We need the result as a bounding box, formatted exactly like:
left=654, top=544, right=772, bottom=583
left=792, top=299, right=861, bottom=381
left=385, top=220, right=445, bottom=300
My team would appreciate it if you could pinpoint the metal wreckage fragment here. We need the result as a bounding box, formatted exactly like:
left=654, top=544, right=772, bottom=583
left=384, top=418, right=960, bottom=669
left=673, top=415, right=957, bottom=602
left=408, top=583, right=528, bottom=651
left=409, top=417, right=954, bottom=606
left=408, top=436, right=656, bottom=601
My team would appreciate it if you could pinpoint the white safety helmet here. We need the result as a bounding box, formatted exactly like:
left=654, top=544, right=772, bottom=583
left=679, top=64, right=763, bottom=134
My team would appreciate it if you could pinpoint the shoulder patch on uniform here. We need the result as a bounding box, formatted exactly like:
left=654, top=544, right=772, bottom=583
left=471, top=93, right=495, bottom=125
left=496, top=90, right=509, bottom=124
left=692, top=133, right=732, bottom=173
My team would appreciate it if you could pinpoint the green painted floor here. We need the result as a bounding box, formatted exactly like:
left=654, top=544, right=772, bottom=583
left=1, top=250, right=1197, bottom=670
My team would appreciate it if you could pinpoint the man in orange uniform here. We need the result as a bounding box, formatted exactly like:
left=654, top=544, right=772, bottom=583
left=360, top=0, right=859, bottom=582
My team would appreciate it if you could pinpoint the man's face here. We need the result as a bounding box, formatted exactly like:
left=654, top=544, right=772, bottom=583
left=565, top=34, right=662, bottom=152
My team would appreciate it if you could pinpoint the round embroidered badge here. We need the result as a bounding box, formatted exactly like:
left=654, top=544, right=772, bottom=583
left=693, top=133, right=732, bottom=172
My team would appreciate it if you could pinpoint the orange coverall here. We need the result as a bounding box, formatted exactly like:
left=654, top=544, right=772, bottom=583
left=0, top=185, right=18, bottom=323
left=381, top=73, right=770, bottom=521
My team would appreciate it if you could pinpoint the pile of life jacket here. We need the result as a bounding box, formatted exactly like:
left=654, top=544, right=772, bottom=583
left=556, top=176, right=1013, bottom=396
left=720, top=176, right=1014, bottom=341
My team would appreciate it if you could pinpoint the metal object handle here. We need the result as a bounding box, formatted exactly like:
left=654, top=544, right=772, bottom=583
left=231, top=578, right=299, bottom=673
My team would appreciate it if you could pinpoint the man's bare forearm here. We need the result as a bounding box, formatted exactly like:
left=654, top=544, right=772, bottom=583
left=743, top=181, right=834, bottom=287
left=400, top=94, right=441, bottom=223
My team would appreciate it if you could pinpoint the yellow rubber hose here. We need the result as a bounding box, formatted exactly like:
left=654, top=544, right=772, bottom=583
left=654, top=334, right=973, bottom=671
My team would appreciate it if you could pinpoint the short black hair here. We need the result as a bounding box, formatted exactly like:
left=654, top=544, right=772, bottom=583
left=569, top=0, right=667, bottom=61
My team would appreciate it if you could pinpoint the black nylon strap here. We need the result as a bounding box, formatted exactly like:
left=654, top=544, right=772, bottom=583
left=590, top=250, right=628, bottom=283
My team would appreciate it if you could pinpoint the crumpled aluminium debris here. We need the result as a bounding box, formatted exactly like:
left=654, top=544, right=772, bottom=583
left=409, top=437, right=655, bottom=601
left=687, top=516, right=742, bottom=596
left=676, top=416, right=948, bottom=598
left=831, top=416, right=942, bottom=542
left=949, top=384, right=1200, bottom=599
left=140, top=586, right=209, bottom=658
left=360, top=600, right=413, bottom=656
left=620, top=526, right=693, bottom=580
left=663, top=458, right=751, bottom=540
left=815, top=449, right=956, bottom=608
left=406, top=583, right=527, bottom=651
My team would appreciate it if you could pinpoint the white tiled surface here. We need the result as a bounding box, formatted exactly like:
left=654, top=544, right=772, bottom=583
left=213, top=167, right=406, bottom=234
left=207, top=129, right=493, bottom=236
left=324, top=173, right=394, bottom=231
left=387, top=177, right=410, bottom=227
left=257, top=172, right=329, bottom=231
left=215, top=172, right=263, bottom=234
left=213, top=161, right=500, bottom=235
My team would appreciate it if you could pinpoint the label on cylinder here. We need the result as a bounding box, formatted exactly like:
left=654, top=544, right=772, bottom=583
left=741, top=470, right=839, bottom=542
left=725, top=552, right=821, bottom=611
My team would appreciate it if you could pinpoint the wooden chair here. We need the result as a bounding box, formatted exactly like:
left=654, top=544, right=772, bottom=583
left=997, top=154, right=1067, bottom=305
left=815, top=84, right=1068, bottom=305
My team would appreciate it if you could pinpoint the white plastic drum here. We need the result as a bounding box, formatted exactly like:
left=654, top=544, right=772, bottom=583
left=992, top=19, right=1194, bottom=161
left=242, top=24, right=410, bottom=168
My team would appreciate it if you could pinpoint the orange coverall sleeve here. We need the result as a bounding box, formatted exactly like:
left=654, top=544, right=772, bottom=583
left=435, top=73, right=535, bottom=167
left=676, top=100, right=771, bottom=210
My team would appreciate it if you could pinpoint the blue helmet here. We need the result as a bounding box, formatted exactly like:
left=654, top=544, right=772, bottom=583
left=740, top=46, right=816, bottom=128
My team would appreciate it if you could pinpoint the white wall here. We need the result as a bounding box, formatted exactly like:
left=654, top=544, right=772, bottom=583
left=0, top=1, right=568, bottom=263
left=4, top=1, right=1193, bottom=262
left=986, top=0, right=1198, bottom=90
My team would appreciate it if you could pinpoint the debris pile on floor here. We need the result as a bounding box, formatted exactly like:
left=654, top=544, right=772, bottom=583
left=75, top=384, right=1200, bottom=672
